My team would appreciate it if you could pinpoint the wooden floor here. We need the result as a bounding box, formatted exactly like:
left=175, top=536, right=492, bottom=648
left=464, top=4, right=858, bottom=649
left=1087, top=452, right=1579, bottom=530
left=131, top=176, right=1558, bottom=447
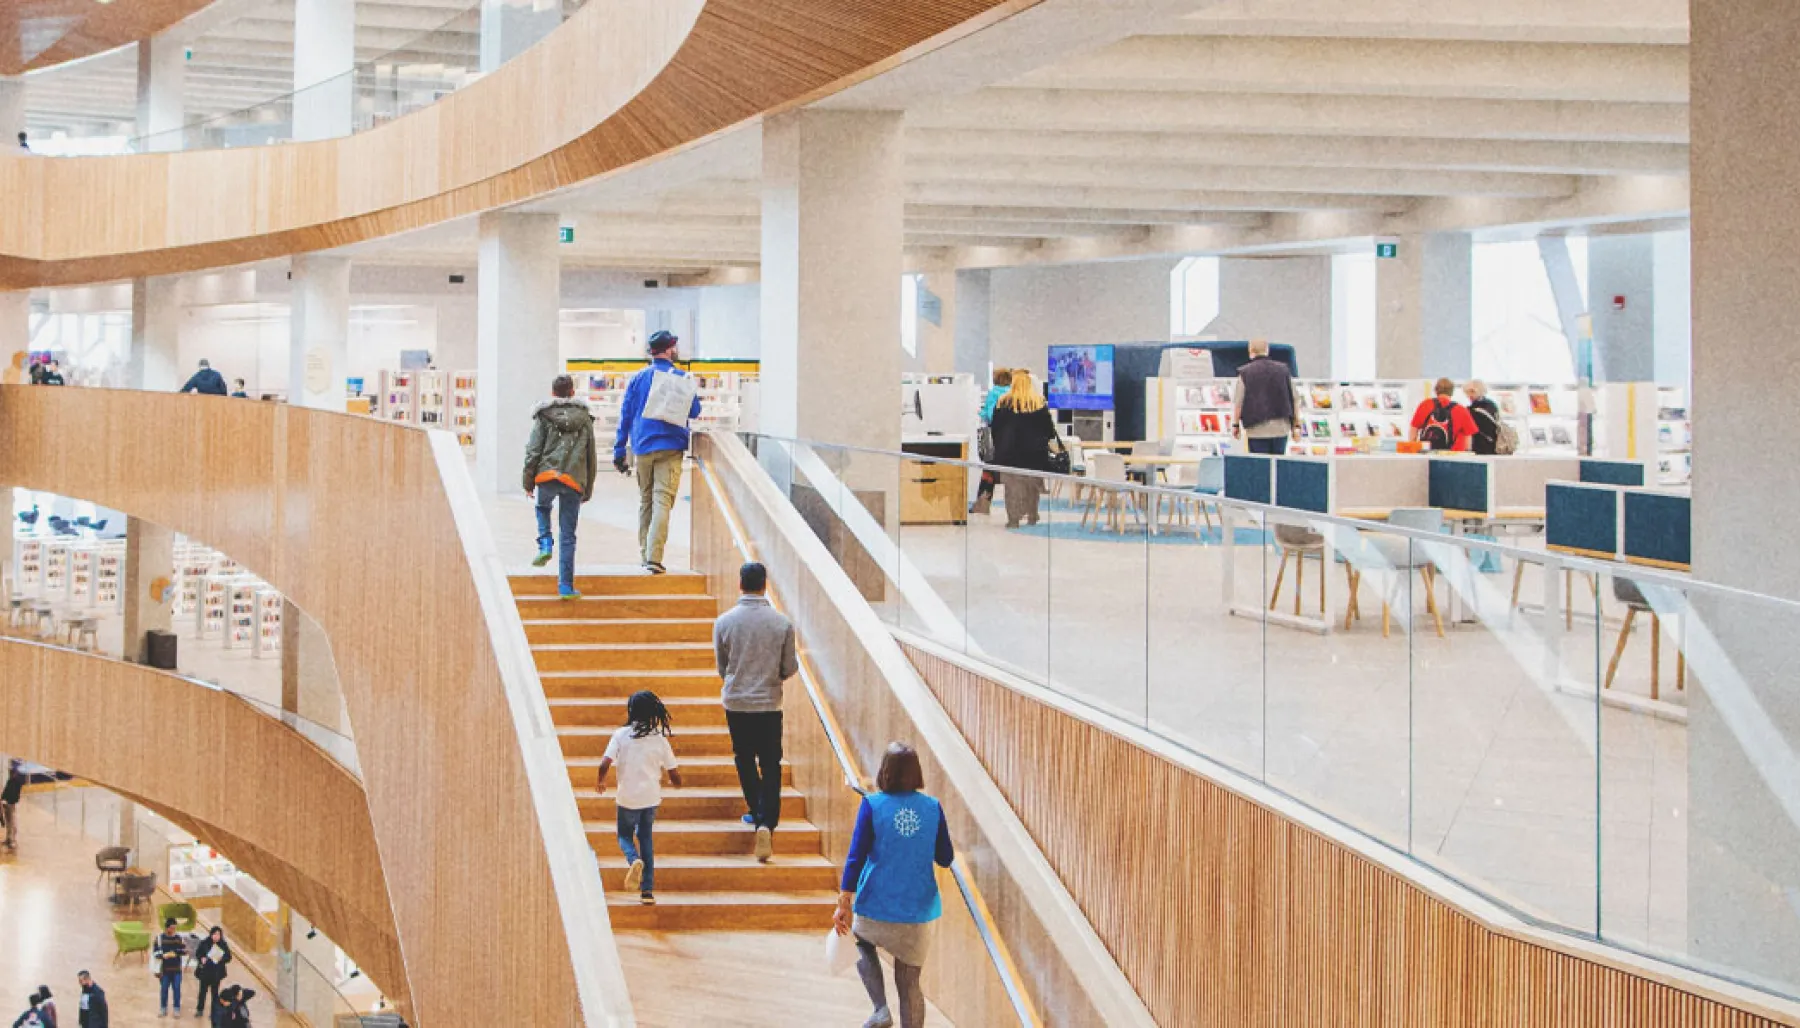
left=616, top=931, right=952, bottom=1027
left=0, top=800, right=299, bottom=1027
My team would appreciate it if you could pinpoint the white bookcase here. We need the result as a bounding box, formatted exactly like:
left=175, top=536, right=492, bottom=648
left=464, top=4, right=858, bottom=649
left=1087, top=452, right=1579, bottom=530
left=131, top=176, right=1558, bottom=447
left=378, top=370, right=417, bottom=424
left=1657, top=386, right=1691, bottom=486
left=1294, top=380, right=1422, bottom=455
left=255, top=589, right=283, bottom=659
left=167, top=842, right=237, bottom=901
left=415, top=370, right=449, bottom=427
left=198, top=574, right=231, bottom=639
left=68, top=545, right=95, bottom=607
left=94, top=544, right=123, bottom=611
left=1485, top=383, right=1582, bottom=454
left=451, top=371, right=478, bottom=450
left=225, top=581, right=258, bottom=650
left=14, top=539, right=42, bottom=591
left=43, top=543, right=69, bottom=599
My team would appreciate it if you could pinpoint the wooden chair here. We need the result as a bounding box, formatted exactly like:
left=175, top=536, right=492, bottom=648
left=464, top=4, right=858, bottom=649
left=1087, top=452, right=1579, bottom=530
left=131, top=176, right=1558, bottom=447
left=1345, top=508, right=1446, bottom=638
left=1080, top=452, right=1142, bottom=533
left=1603, top=577, right=1686, bottom=701
left=1269, top=523, right=1327, bottom=617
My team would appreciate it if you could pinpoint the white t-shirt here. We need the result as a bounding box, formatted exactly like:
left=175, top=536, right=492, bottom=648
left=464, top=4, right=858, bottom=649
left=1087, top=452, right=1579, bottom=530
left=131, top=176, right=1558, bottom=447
left=603, top=727, right=679, bottom=810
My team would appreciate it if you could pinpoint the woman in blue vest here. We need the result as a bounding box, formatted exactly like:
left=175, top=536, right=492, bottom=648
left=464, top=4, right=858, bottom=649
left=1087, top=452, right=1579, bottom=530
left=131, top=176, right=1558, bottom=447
left=834, top=743, right=955, bottom=1028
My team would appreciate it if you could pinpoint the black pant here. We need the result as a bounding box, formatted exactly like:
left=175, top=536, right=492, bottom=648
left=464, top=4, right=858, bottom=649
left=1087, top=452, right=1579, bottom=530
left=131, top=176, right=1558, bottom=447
left=1246, top=435, right=1289, bottom=455
left=975, top=470, right=996, bottom=501
left=725, top=710, right=784, bottom=830
left=196, top=973, right=224, bottom=1015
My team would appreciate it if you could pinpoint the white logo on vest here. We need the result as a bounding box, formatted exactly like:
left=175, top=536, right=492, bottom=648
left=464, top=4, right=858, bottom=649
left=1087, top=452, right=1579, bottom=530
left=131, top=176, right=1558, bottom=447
left=893, top=808, right=922, bottom=838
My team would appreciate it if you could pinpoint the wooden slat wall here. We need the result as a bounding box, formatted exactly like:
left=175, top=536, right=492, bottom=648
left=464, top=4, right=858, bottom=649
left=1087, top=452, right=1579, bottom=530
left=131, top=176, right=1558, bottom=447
left=0, top=0, right=1040, bottom=287
left=0, top=0, right=217, bottom=74
left=0, top=639, right=406, bottom=1010
left=0, top=387, right=621, bottom=1028
left=693, top=436, right=1130, bottom=1028
left=904, top=642, right=1800, bottom=1028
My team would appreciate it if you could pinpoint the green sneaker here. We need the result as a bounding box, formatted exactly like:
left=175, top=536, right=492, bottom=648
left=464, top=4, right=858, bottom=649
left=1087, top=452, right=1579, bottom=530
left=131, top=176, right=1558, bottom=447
left=558, top=589, right=583, bottom=601
left=531, top=549, right=552, bottom=567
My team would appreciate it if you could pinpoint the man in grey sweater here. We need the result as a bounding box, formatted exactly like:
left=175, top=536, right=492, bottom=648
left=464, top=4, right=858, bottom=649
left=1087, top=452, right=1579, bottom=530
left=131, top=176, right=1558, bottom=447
left=713, top=562, right=798, bottom=862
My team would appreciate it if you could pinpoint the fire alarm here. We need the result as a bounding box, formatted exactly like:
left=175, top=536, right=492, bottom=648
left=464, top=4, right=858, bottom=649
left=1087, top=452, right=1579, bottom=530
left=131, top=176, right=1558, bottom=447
left=1612, top=295, right=1626, bottom=311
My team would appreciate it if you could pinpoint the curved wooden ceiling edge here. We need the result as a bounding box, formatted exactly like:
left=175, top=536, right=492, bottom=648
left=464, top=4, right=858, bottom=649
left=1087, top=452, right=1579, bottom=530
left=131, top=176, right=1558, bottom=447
left=0, top=0, right=1044, bottom=288
left=0, top=0, right=218, bottom=75
left=0, top=638, right=407, bottom=1007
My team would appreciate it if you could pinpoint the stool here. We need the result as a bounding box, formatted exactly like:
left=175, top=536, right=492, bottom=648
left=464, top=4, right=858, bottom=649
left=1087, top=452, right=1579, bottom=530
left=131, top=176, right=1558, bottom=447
left=1269, top=523, right=1327, bottom=617
left=29, top=604, right=56, bottom=639
left=6, top=596, right=26, bottom=631
left=64, top=616, right=99, bottom=652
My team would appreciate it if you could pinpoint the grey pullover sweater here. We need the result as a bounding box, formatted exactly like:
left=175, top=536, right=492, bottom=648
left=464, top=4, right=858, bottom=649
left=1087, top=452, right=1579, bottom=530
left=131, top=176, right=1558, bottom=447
left=714, top=595, right=798, bottom=713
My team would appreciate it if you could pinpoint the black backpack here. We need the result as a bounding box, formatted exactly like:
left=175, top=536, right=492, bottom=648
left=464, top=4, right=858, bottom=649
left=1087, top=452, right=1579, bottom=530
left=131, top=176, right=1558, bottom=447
left=1420, top=400, right=1458, bottom=450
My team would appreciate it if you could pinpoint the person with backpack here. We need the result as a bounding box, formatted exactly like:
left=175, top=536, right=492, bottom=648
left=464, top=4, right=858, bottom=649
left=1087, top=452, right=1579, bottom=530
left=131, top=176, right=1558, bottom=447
left=1463, top=380, right=1511, bottom=455
left=11, top=992, right=42, bottom=1028
left=612, top=331, right=701, bottom=574
left=1410, top=377, right=1478, bottom=451
left=522, top=374, right=598, bottom=600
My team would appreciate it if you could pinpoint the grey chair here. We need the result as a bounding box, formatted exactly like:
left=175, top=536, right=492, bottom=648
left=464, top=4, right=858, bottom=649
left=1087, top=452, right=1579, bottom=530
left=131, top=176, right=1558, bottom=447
left=95, top=846, right=130, bottom=890
left=1269, top=522, right=1327, bottom=616
left=1345, top=507, right=1445, bottom=638
left=1604, top=577, right=1686, bottom=699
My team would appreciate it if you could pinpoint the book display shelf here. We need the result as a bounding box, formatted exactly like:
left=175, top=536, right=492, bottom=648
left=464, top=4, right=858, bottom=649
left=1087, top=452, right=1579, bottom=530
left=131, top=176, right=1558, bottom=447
left=167, top=843, right=237, bottom=902
left=451, top=372, right=478, bottom=450
left=14, top=539, right=41, bottom=589
left=255, top=589, right=283, bottom=658
left=377, top=370, right=416, bottom=424
left=573, top=360, right=761, bottom=440
left=198, top=574, right=230, bottom=640
left=94, top=544, right=123, bottom=611
left=225, top=581, right=258, bottom=650
left=43, top=543, right=69, bottom=598
left=68, top=545, right=95, bottom=606
left=1657, top=386, right=1691, bottom=486
left=415, top=370, right=449, bottom=428
left=1295, top=380, right=1425, bottom=455
left=1484, top=383, right=1583, bottom=454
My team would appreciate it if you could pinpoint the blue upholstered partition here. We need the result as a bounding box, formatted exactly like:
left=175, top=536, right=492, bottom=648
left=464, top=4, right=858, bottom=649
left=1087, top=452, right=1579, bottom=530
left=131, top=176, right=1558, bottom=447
left=1428, top=459, right=1490, bottom=514
left=1546, top=482, right=1619, bottom=558
left=1224, top=455, right=1273, bottom=504
left=1622, top=491, right=1692, bottom=569
left=1580, top=460, right=1646, bottom=487
left=1275, top=459, right=1331, bottom=514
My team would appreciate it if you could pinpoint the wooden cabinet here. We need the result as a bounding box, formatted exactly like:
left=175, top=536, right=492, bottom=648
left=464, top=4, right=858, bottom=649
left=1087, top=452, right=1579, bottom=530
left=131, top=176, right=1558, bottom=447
left=901, top=438, right=969, bottom=525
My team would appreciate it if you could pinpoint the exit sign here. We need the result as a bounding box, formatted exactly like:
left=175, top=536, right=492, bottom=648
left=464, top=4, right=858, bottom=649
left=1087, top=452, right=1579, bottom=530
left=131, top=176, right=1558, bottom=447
left=558, top=226, right=575, bottom=244
left=1375, top=241, right=1398, bottom=259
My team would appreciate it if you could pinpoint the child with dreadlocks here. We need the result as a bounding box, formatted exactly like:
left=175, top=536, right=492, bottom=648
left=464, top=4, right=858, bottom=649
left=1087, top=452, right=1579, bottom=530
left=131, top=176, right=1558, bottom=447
left=598, top=690, right=684, bottom=904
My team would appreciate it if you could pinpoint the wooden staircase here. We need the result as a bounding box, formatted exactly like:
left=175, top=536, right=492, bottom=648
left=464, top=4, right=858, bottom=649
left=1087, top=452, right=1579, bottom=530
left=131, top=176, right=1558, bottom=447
left=511, top=571, right=840, bottom=931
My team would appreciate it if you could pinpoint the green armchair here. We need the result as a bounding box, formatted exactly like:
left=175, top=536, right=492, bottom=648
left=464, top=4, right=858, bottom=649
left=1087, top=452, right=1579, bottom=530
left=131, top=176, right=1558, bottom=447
left=112, top=921, right=152, bottom=963
left=158, top=901, right=197, bottom=933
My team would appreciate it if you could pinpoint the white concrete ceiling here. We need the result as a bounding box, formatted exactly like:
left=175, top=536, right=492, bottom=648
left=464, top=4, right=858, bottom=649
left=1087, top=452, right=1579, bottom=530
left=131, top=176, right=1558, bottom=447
left=344, top=0, right=1693, bottom=273
left=23, top=0, right=582, bottom=138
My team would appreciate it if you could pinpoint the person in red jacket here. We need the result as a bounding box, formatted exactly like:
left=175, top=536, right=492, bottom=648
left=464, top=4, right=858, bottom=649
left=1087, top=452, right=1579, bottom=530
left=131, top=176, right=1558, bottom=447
left=1410, top=378, right=1478, bottom=451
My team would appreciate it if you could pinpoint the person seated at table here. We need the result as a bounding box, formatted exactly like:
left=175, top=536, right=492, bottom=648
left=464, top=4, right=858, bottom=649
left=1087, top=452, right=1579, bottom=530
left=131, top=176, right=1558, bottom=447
left=1410, top=378, right=1477, bottom=451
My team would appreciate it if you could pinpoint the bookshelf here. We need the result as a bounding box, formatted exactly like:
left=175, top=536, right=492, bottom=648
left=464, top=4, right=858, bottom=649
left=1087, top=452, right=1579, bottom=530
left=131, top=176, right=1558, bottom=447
left=573, top=360, right=761, bottom=441
left=451, top=371, right=478, bottom=450
left=415, top=370, right=449, bottom=428
left=167, top=842, right=236, bottom=902
left=95, top=543, right=123, bottom=611
left=377, top=370, right=417, bottom=424
left=68, top=545, right=95, bottom=607
left=43, top=543, right=69, bottom=598
left=255, top=589, right=283, bottom=659
left=1657, top=386, right=1691, bottom=486
left=1148, top=378, right=1423, bottom=455
left=14, top=539, right=42, bottom=591
left=198, top=574, right=230, bottom=639
left=225, top=581, right=258, bottom=650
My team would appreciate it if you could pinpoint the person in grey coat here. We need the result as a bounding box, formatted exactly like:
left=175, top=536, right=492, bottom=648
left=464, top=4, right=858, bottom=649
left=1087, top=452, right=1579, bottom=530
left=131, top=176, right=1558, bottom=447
left=713, top=562, right=798, bottom=863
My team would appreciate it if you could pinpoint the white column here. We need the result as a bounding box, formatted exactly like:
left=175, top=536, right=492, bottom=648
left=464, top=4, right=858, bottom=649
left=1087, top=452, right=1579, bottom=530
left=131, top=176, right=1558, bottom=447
left=128, top=276, right=182, bottom=391
left=121, top=518, right=174, bottom=664
left=476, top=212, right=561, bottom=494
left=135, top=35, right=186, bottom=151
left=0, top=77, right=24, bottom=149
left=293, top=0, right=355, bottom=141
left=760, top=109, right=904, bottom=450
left=480, top=0, right=563, bottom=72
left=1374, top=233, right=1471, bottom=380
left=1587, top=235, right=1655, bottom=382
left=288, top=255, right=351, bottom=410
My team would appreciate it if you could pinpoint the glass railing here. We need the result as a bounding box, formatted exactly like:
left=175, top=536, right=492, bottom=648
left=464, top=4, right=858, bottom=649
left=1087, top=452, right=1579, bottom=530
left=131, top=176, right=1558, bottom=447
left=117, top=0, right=585, bottom=154
left=734, top=432, right=1800, bottom=1007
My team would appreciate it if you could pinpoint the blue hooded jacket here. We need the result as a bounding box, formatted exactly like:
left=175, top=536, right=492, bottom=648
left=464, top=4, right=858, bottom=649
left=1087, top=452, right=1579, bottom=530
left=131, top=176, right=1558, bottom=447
left=613, top=359, right=703, bottom=463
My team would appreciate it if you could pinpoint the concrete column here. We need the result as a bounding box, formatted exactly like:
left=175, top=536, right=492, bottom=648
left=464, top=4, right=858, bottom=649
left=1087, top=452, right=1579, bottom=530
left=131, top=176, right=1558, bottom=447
left=1587, top=235, right=1655, bottom=382
left=121, top=518, right=174, bottom=664
left=475, top=212, right=561, bottom=494
left=953, top=269, right=992, bottom=377
left=281, top=601, right=347, bottom=733
left=116, top=797, right=139, bottom=855
left=293, top=0, right=354, bottom=141
left=914, top=270, right=958, bottom=374
left=480, top=0, right=563, bottom=72
left=0, top=291, right=28, bottom=384
left=1687, top=0, right=1800, bottom=993
left=128, top=276, right=182, bottom=391
left=135, top=35, right=186, bottom=151
left=288, top=255, right=351, bottom=411
left=0, top=77, right=23, bottom=150
left=1374, top=233, right=1471, bottom=380
left=760, top=109, right=904, bottom=450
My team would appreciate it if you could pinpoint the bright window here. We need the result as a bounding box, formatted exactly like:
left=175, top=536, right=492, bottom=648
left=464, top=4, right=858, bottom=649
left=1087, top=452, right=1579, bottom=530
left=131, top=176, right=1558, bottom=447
left=1170, top=256, right=1221, bottom=337
left=1331, top=253, right=1377, bottom=379
left=1471, top=238, right=1588, bottom=383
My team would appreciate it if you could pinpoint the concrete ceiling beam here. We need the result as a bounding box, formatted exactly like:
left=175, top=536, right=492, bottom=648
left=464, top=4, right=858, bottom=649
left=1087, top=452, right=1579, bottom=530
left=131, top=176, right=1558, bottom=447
left=905, top=180, right=1412, bottom=214
left=1172, top=0, right=1687, bottom=45
left=912, top=89, right=1689, bottom=143
left=1014, top=36, right=1687, bottom=104
left=909, top=156, right=1580, bottom=199
left=904, top=204, right=1269, bottom=228
left=907, top=128, right=1689, bottom=176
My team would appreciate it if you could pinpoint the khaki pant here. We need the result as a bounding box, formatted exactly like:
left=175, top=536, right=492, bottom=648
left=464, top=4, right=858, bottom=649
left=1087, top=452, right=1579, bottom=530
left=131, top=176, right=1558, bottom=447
left=636, top=449, right=684, bottom=564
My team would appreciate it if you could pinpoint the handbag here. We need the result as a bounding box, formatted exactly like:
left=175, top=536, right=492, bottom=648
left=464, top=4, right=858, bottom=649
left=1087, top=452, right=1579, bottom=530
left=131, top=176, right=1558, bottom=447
left=824, top=926, right=858, bottom=977
left=642, top=368, right=698, bottom=427
left=1046, top=436, right=1072, bottom=476
left=976, top=424, right=995, bottom=464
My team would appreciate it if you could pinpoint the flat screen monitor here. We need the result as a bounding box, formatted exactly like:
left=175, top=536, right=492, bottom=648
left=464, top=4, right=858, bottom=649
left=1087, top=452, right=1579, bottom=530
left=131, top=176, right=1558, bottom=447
left=1046, top=344, right=1115, bottom=411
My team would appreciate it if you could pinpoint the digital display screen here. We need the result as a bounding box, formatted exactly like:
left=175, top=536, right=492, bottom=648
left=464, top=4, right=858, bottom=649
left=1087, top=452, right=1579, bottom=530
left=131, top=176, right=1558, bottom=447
left=1046, top=344, right=1115, bottom=411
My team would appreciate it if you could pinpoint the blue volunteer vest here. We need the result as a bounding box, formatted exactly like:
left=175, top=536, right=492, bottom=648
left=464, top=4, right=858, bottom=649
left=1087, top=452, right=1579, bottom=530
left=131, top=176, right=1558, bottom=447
left=853, top=792, right=944, bottom=924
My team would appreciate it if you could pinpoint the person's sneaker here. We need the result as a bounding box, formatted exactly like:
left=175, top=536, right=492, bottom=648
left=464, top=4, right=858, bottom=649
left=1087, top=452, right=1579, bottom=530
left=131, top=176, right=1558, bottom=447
left=862, top=1009, right=894, bottom=1028
left=741, top=813, right=757, bottom=826
left=639, top=891, right=656, bottom=905
left=158, top=1011, right=167, bottom=1020
left=194, top=1010, right=204, bottom=1018
left=644, top=562, right=667, bottom=575
left=531, top=549, right=552, bottom=568
left=754, top=826, right=773, bottom=863
left=558, top=589, right=582, bottom=601
left=622, top=858, right=644, bottom=891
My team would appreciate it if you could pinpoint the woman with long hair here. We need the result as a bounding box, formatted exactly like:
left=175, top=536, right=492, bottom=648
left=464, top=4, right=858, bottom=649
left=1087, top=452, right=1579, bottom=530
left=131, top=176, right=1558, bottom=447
left=987, top=369, right=1060, bottom=528
left=834, top=744, right=954, bottom=1028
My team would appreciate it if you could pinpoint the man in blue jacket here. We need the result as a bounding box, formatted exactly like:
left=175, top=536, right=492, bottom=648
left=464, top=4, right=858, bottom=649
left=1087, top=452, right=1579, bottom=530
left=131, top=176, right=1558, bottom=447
left=178, top=360, right=228, bottom=396
left=614, top=331, right=701, bottom=574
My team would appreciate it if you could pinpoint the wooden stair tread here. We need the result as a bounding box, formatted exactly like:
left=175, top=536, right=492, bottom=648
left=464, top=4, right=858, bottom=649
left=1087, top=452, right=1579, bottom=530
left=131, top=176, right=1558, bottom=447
left=564, top=754, right=765, bottom=767
left=595, top=853, right=834, bottom=870
left=541, top=669, right=720, bottom=680
left=522, top=617, right=715, bottom=626
left=605, top=890, right=839, bottom=907
left=549, top=696, right=721, bottom=708
left=533, top=641, right=714, bottom=651
left=573, top=786, right=804, bottom=801
left=559, top=724, right=729, bottom=737
left=584, top=817, right=819, bottom=834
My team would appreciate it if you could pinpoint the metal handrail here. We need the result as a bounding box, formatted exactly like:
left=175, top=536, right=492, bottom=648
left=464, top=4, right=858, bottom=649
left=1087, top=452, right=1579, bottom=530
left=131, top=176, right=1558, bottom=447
left=694, top=455, right=1044, bottom=1028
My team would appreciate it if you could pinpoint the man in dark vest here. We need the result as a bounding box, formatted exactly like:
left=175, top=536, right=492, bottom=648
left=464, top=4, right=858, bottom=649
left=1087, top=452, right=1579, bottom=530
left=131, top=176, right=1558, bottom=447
left=1231, top=339, right=1299, bottom=454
